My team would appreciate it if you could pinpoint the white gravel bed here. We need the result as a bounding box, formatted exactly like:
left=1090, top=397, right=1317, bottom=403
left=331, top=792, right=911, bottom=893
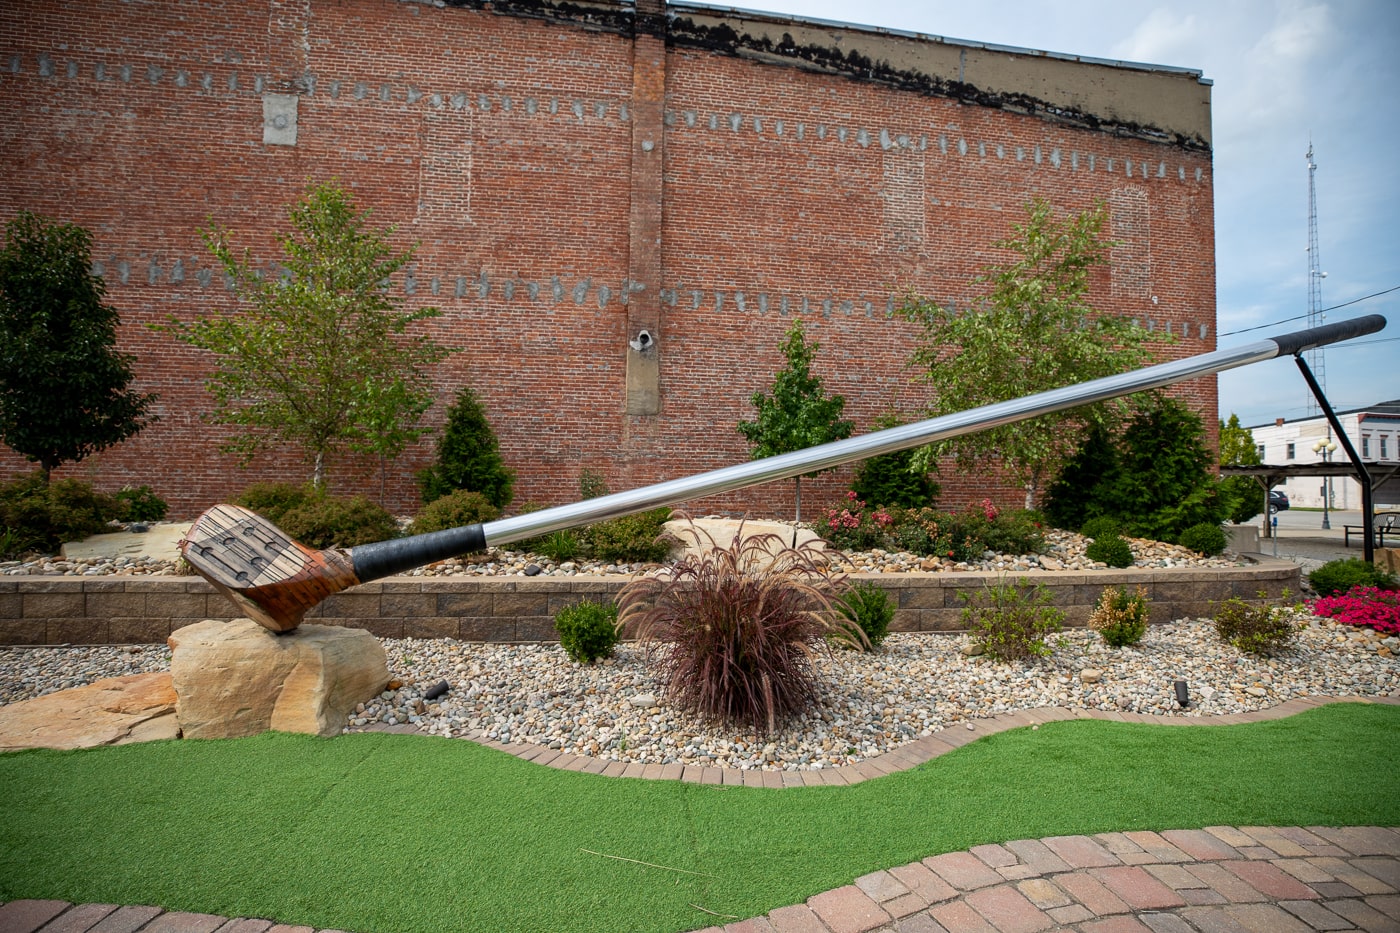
left=6, top=618, right=1394, bottom=771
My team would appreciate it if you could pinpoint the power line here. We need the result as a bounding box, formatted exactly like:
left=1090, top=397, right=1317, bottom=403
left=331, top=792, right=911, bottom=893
left=1326, top=336, right=1400, bottom=349
left=1218, top=283, right=1400, bottom=337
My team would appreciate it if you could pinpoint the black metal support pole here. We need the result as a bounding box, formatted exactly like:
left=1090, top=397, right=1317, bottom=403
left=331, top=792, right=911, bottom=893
left=1294, top=355, right=1374, bottom=564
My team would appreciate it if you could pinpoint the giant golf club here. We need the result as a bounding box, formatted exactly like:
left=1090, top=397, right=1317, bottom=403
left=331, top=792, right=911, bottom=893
left=182, top=315, right=1386, bottom=633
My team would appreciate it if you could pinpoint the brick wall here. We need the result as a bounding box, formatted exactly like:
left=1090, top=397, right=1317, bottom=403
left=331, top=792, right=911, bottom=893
left=0, top=0, right=1217, bottom=522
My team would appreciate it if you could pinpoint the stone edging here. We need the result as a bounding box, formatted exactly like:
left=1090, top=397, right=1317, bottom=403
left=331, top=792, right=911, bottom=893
left=370, top=694, right=1400, bottom=788
left=0, top=556, right=1300, bottom=646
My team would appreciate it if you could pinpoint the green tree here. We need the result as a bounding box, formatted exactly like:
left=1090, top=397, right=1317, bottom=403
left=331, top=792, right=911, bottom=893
left=1219, top=412, right=1264, bottom=524
left=737, top=318, right=853, bottom=525
left=162, top=182, right=450, bottom=489
left=851, top=412, right=940, bottom=509
left=418, top=385, right=515, bottom=508
left=902, top=199, right=1158, bottom=507
left=0, top=211, right=157, bottom=480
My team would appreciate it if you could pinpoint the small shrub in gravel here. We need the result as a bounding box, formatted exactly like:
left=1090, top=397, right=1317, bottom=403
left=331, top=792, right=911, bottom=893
left=410, top=489, right=500, bottom=535
left=835, top=580, right=894, bottom=650
left=1079, top=515, right=1122, bottom=540
left=1308, top=558, right=1398, bottom=598
left=1088, top=585, right=1150, bottom=647
left=281, top=495, right=400, bottom=549
left=554, top=599, right=619, bottom=664
left=960, top=579, right=1064, bottom=662
left=233, top=481, right=316, bottom=525
left=1213, top=595, right=1299, bottom=655
left=0, top=472, right=119, bottom=554
left=535, top=529, right=581, bottom=562
left=1085, top=533, right=1134, bottom=568
left=114, top=484, right=168, bottom=523
left=618, top=516, right=863, bottom=734
left=1177, top=522, right=1227, bottom=556
left=586, top=507, right=673, bottom=563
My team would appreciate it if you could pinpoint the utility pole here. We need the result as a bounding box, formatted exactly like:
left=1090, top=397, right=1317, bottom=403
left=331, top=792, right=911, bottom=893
left=1305, top=143, right=1334, bottom=520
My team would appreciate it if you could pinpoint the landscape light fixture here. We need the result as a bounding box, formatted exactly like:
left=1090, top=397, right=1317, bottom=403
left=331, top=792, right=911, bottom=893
left=1173, top=680, right=1190, bottom=708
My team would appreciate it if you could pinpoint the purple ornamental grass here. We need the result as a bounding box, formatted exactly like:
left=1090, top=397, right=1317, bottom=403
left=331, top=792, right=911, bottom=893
left=617, top=515, right=863, bottom=735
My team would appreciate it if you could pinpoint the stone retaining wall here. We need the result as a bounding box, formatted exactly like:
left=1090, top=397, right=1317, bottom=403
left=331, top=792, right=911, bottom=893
left=0, top=558, right=1301, bottom=646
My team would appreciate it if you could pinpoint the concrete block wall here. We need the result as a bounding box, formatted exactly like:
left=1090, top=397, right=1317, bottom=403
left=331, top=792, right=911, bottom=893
left=0, top=559, right=1299, bottom=646
left=0, top=0, right=1217, bottom=519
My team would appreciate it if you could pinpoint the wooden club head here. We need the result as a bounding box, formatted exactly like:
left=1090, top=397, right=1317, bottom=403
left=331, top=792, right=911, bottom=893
left=180, top=504, right=360, bottom=633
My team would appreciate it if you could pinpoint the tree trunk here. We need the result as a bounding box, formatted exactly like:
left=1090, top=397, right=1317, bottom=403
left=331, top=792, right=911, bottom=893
left=312, top=452, right=325, bottom=490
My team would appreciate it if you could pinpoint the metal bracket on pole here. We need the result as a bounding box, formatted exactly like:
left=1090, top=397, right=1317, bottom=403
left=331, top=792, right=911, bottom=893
left=1293, top=354, right=1374, bottom=564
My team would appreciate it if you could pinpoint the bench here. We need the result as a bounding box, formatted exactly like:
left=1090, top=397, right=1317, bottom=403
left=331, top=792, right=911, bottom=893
left=1344, top=512, right=1400, bottom=548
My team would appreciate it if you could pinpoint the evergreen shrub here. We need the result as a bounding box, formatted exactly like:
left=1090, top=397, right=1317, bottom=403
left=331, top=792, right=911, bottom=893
left=586, top=508, right=673, bottom=564
left=1085, top=534, right=1134, bottom=568
left=1177, top=523, right=1228, bottom=556
left=410, top=490, right=500, bottom=536
left=1088, top=585, right=1150, bottom=647
left=1308, top=558, right=1398, bottom=597
left=418, top=386, right=514, bottom=508
left=554, top=599, right=619, bottom=664
left=114, top=485, right=168, bottom=523
left=280, top=495, right=400, bottom=549
left=1079, top=516, right=1122, bottom=540
left=0, top=472, right=119, bottom=554
left=836, top=580, right=894, bottom=650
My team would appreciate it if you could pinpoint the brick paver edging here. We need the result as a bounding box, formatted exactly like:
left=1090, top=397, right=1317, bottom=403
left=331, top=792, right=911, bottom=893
left=414, top=694, right=1400, bottom=789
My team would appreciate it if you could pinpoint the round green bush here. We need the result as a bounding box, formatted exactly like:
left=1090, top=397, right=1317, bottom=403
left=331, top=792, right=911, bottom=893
left=554, top=599, right=619, bottom=664
left=1085, top=533, right=1134, bottom=568
left=233, top=482, right=317, bottom=525
left=409, top=490, right=501, bottom=536
left=114, top=485, right=168, bottom=523
left=836, top=580, right=894, bottom=649
left=0, top=472, right=119, bottom=555
left=280, top=495, right=400, bottom=549
left=1308, top=558, right=1399, bottom=597
left=1079, top=516, right=1122, bottom=540
left=1213, top=596, right=1298, bottom=655
left=1177, top=522, right=1228, bottom=557
left=586, top=508, right=673, bottom=563
left=1088, top=585, right=1150, bottom=647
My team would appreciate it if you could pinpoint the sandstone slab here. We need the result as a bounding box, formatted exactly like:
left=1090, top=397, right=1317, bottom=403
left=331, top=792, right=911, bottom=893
left=169, top=619, right=388, bottom=739
left=0, top=672, right=178, bottom=752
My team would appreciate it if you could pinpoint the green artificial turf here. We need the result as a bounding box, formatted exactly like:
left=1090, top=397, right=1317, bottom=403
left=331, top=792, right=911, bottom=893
left=2, top=702, right=1398, bottom=933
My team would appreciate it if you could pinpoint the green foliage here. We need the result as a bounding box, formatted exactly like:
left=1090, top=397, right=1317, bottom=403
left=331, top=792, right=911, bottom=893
left=1177, top=522, right=1228, bottom=556
left=737, top=318, right=853, bottom=523
left=553, top=599, right=620, bottom=664
left=1045, top=396, right=1230, bottom=542
left=1308, top=558, right=1399, bottom=597
left=1088, top=585, right=1150, bottom=647
left=1219, top=413, right=1262, bottom=466
left=850, top=413, right=940, bottom=508
left=618, top=518, right=862, bottom=733
left=815, top=496, right=1040, bottom=562
left=232, top=482, right=318, bottom=525
left=1213, top=596, right=1298, bottom=655
left=903, top=199, right=1158, bottom=506
left=158, top=182, right=451, bottom=489
left=0, top=212, right=157, bottom=478
left=586, top=508, right=673, bottom=564
left=113, top=486, right=168, bottom=523
left=1222, top=476, right=1264, bottom=525
left=1085, top=534, right=1134, bottom=568
left=280, top=494, right=400, bottom=549
left=533, top=530, right=581, bottom=563
left=579, top=468, right=610, bottom=500
left=1078, top=515, right=1122, bottom=540
left=409, top=490, right=501, bottom=536
left=0, top=472, right=120, bottom=555
left=418, top=386, right=514, bottom=509
left=1043, top=424, right=1117, bottom=532
left=960, top=579, right=1064, bottom=662
left=836, top=580, right=894, bottom=650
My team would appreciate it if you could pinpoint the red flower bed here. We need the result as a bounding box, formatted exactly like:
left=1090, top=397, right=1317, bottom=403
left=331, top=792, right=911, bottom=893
left=1311, top=586, right=1400, bottom=635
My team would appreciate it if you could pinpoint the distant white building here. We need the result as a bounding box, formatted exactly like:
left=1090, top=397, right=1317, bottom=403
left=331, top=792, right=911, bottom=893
left=1247, top=399, right=1400, bottom=509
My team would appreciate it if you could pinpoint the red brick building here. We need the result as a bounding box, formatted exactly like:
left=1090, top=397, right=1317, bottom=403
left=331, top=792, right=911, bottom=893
left=0, top=0, right=1217, bottom=519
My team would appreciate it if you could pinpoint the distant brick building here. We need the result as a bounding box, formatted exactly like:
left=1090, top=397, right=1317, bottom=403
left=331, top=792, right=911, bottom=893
left=0, top=0, right=1217, bottom=519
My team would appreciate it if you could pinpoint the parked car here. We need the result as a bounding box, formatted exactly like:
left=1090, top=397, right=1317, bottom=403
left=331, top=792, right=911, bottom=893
left=1269, top=490, right=1290, bottom=513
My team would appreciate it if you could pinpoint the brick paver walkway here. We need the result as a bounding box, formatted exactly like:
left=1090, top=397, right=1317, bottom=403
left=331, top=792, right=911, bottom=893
left=3, top=698, right=1397, bottom=933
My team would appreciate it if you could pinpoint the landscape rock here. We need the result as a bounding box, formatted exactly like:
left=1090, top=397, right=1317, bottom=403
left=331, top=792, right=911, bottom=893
left=0, top=672, right=177, bottom=751
left=1080, top=669, right=1103, bottom=683
left=169, top=619, right=389, bottom=739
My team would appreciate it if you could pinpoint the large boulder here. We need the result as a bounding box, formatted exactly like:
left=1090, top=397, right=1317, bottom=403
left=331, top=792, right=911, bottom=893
left=169, top=619, right=389, bottom=739
left=0, top=672, right=178, bottom=752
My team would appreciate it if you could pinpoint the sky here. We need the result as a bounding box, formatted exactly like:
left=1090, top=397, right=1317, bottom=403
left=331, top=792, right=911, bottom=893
left=723, top=0, right=1399, bottom=429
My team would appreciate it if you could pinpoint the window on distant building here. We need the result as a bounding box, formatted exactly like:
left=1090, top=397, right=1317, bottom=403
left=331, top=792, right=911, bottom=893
left=1287, top=442, right=1295, bottom=460
left=1383, top=436, right=1391, bottom=459
left=1362, top=435, right=1371, bottom=457
left=1256, top=443, right=1266, bottom=460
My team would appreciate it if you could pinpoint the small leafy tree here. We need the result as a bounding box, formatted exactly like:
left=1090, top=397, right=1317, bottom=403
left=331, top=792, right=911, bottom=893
left=160, top=182, right=451, bottom=489
left=903, top=199, right=1158, bottom=507
left=0, top=212, right=157, bottom=479
left=737, top=318, right=853, bottom=525
left=418, top=386, right=515, bottom=508
left=1219, top=413, right=1263, bottom=524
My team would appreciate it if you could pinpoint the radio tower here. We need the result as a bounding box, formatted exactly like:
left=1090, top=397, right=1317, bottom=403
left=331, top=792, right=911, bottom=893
left=1305, top=143, right=1326, bottom=415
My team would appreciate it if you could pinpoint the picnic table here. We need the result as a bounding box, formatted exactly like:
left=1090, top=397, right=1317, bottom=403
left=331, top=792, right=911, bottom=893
left=1344, top=512, right=1399, bottom=548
